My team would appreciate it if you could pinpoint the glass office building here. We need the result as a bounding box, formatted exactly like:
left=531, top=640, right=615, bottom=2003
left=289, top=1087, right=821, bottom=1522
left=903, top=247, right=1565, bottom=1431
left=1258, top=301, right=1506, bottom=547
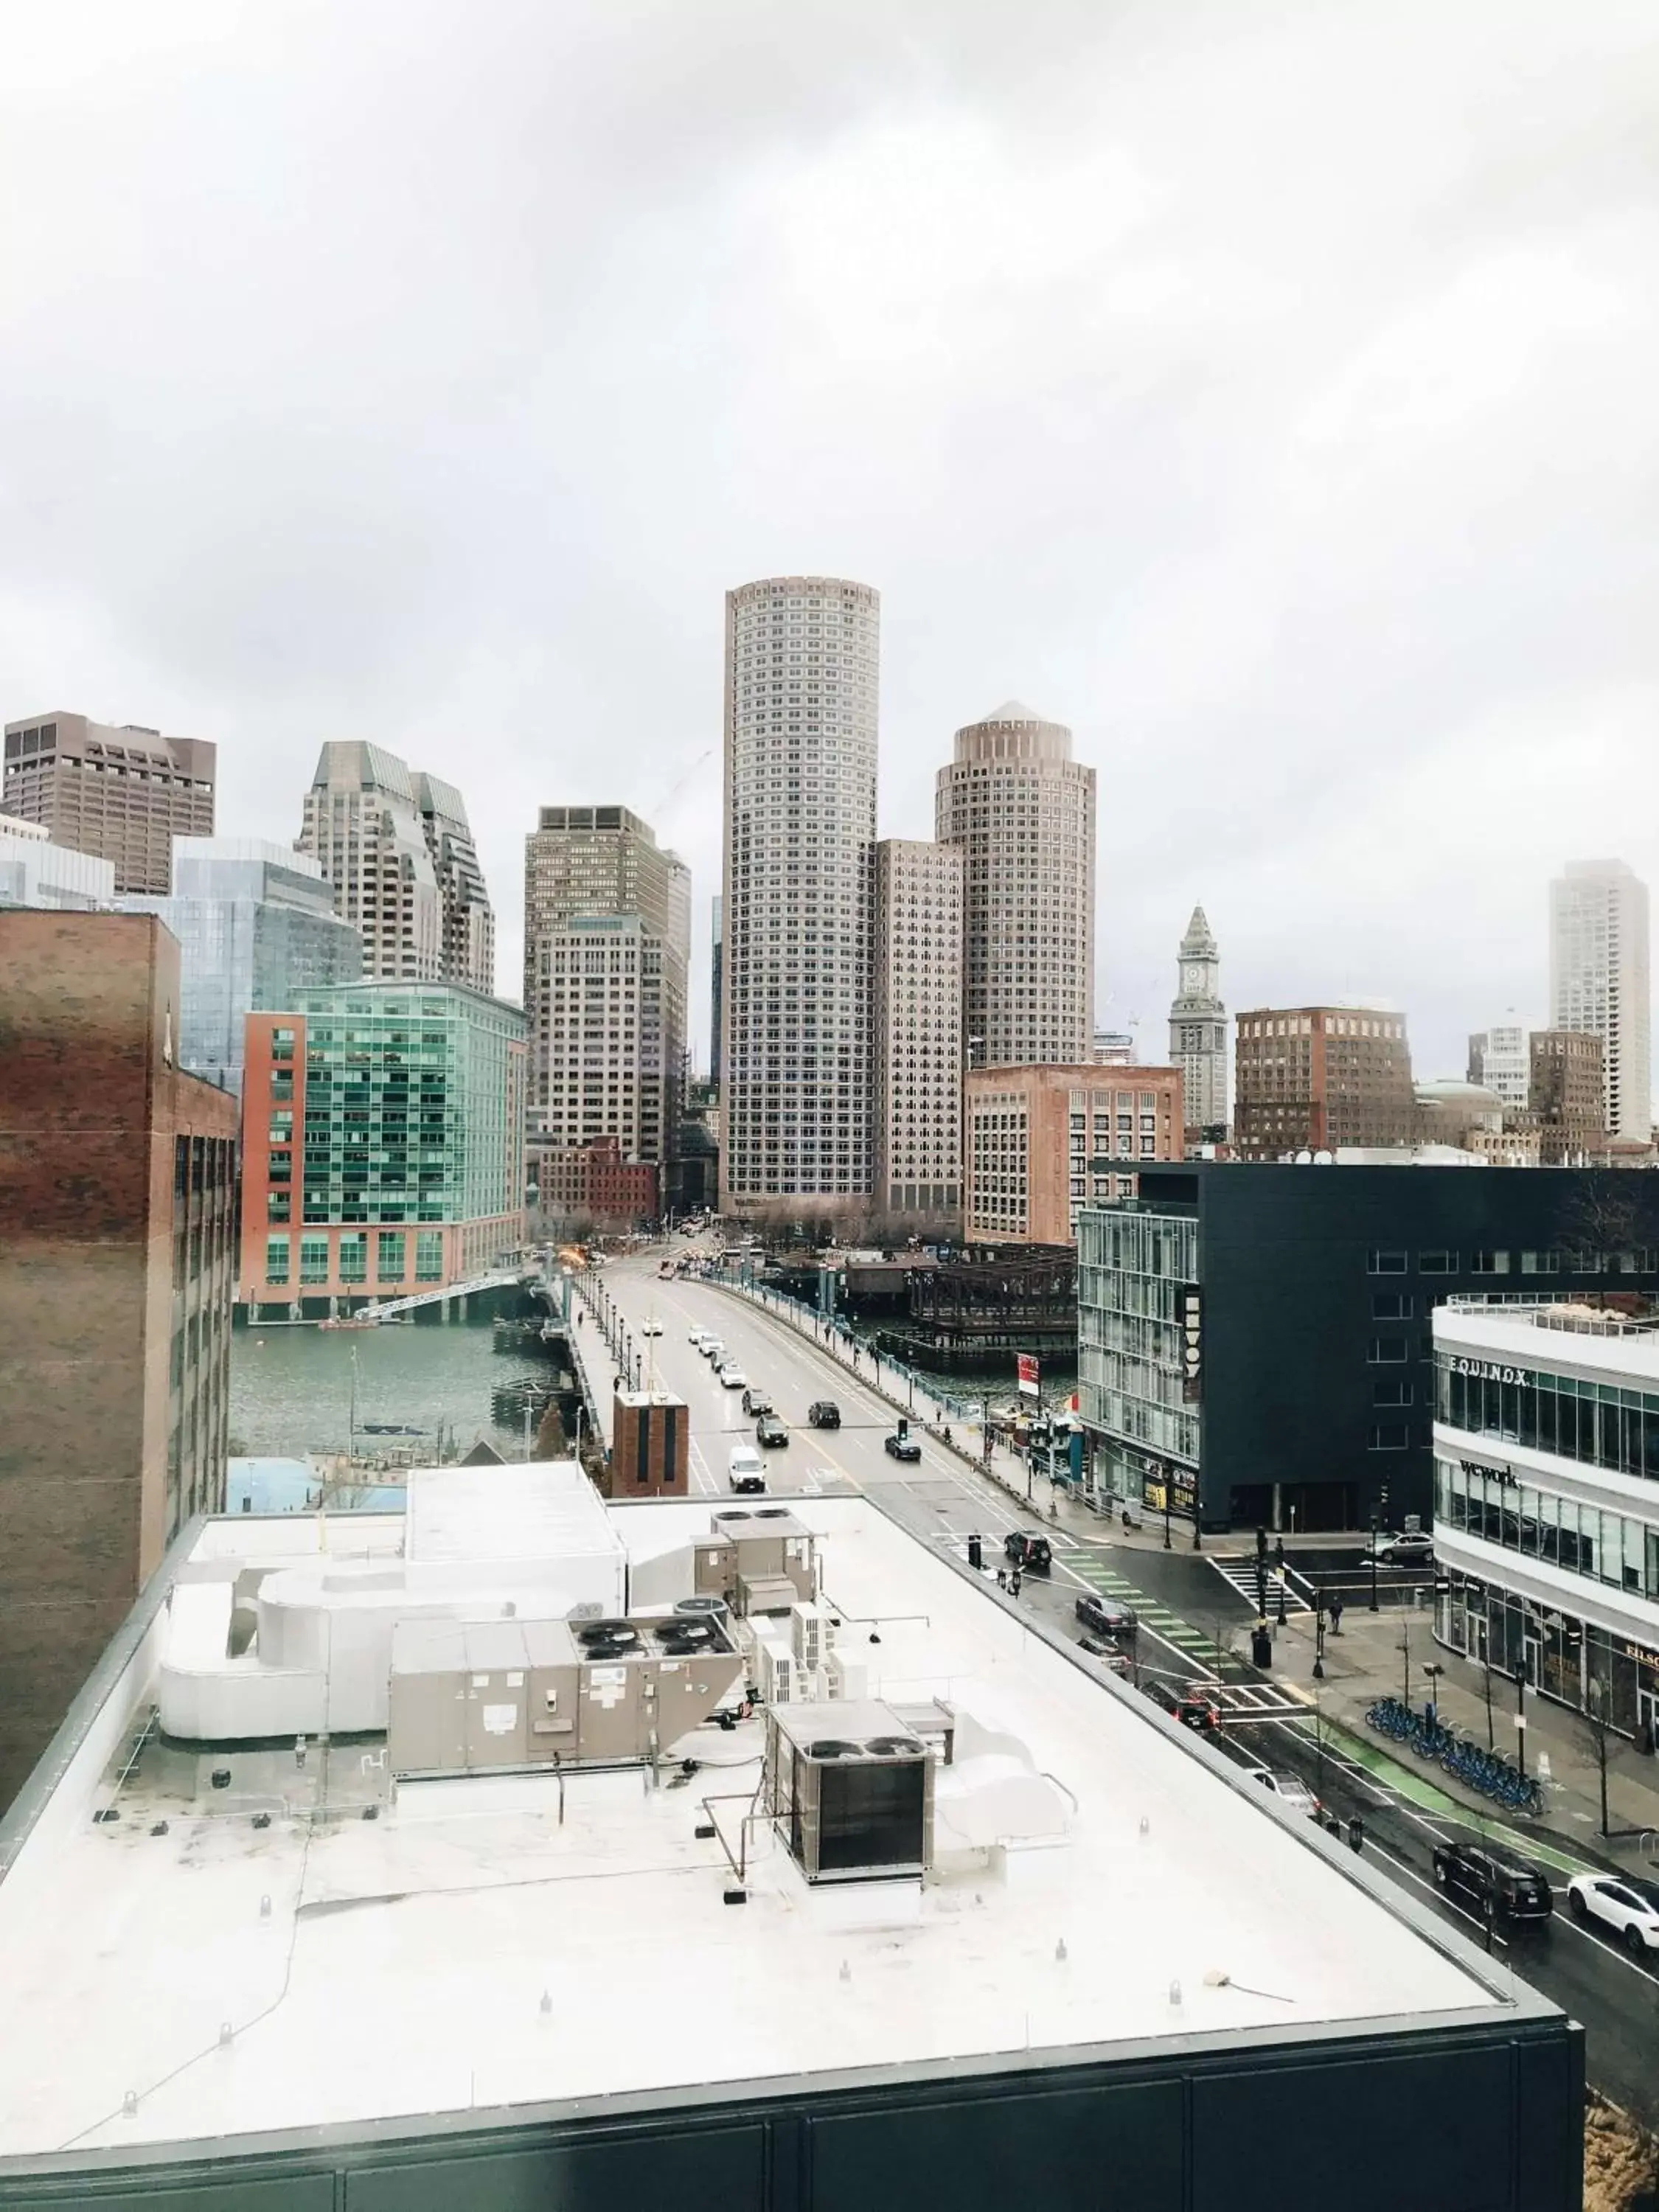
left=1433, top=1301, right=1659, bottom=1744
left=123, top=838, right=361, bottom=1096
left=239, top=982, right=527, bottom=1311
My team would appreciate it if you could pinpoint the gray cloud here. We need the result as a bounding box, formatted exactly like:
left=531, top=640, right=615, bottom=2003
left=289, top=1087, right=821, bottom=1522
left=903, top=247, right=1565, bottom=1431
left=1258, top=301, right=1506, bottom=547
left=2, top=0, right=1655, bottom=1076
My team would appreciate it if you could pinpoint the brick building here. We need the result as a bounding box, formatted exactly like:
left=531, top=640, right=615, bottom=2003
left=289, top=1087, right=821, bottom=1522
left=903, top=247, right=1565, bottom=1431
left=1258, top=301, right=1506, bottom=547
left=1528, top=1029, right=1607, bottom=1164
left=531, top=1134, right=659, bottom=1234
left=964, top=1063, right=1183, bottom=1248
left=0, top=913, right=238, bottom=1810
left=1234, top=1005, right=1415, bottom=1158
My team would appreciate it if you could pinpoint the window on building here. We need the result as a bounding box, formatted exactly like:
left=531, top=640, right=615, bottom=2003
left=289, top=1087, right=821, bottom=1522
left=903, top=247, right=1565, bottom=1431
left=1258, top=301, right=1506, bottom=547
left=1368, top=1424, right=1410, bottom=1450
left=415, top=1231, right=445, bottom=1282
left=1368, top=1337, right=1408, bottom=1364
left=338, top=1234, right=367, bottom=1283
left=1419, top=1251, right=1458, bottom=1274
left=1470, top=1251, right=1509, bottom=1276
left=1371, top=1293, right=1413, bottom=1319
left=299, top=1236, right=330, bottom=1285
left=1367, top=1250, right=1408, bottom=1275
left=378, top=1231, right=406, bottom=1282
left=265, top=1234, right=290, bottom=1285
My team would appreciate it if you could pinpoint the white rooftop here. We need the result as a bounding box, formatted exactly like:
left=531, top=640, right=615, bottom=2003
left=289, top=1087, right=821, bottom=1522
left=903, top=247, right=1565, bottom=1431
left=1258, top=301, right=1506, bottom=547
left=1436, top=1300, right=1659, bottom=1387
left=0, top=1495, right=1503, bottom=2164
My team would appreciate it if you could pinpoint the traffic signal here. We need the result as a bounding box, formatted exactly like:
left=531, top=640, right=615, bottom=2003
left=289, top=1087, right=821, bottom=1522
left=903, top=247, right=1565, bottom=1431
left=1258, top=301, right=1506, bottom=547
left=897, top=1416, right=908, bottom=1439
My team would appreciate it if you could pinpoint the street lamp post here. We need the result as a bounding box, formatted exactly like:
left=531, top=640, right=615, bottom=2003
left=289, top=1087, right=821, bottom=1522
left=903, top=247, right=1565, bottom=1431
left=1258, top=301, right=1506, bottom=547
left=1514, top=1667, right=1528, bottom=1778
left=1368, top=1511, right=1380, bottom=1613
left=1312, top=1599, right=1326, bottom=1681
left=1163, top=1470, right=1172, bottom=1551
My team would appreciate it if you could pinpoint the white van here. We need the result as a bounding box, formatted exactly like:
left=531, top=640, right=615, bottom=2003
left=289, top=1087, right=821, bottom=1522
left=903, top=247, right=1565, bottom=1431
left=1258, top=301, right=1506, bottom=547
left=727, top=1445, right=768, bottom=1495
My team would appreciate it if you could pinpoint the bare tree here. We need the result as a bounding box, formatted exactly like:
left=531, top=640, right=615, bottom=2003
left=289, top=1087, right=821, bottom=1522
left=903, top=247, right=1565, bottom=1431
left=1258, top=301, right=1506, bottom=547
left=532, top=1400, right=567, bottom=1460
left=1578, top=1683, right=1619, bottom=1838
left=1554, top=1175, right=1646, bottom=1305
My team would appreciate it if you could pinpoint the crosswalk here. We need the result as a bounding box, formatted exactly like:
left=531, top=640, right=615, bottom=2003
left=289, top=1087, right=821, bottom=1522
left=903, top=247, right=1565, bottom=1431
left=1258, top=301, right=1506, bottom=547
left=1065, top=1553, right=1223, bottom=1669
left=1205, top=1554, right=1312, bottom=1615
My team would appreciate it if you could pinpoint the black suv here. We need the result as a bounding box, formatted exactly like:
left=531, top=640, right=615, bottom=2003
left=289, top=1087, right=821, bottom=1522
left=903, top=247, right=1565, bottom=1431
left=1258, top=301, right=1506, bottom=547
left=1004, top=1531, right=1052, bottom=1575
left=755, top=1413, right=788, bottom=1447
left=1075, top=1591, right=1137, bottom=1641
left=807, top=1401, right=841, bottom=1429
left=741, top=1386, right=774, bottom=1416
left=1143, top=1677, right=1222, bottom=1733
left=1431, top=1842, right=1553, bottom=1928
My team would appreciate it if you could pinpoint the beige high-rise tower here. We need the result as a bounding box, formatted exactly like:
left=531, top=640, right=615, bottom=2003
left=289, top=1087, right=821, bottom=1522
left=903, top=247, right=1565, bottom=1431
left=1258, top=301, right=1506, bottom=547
left=936, top=703, right=1096, bottom=1068
left=3, top=712, right=216, bottom=895
left=721, top=576, right=879, bottom=1221
left=298, top=743, right=444, bottom=982
left=874, top=838, right=964, bottom=1228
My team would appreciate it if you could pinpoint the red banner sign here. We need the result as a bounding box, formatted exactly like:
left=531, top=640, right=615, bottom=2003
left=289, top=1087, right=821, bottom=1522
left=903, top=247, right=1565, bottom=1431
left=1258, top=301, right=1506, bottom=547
left=1017, top=1353, right=1040, bottom=1398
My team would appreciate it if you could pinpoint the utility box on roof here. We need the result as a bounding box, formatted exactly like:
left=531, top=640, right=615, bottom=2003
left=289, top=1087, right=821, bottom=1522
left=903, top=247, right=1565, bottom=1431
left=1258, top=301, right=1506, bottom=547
left=611, top=1391, right=688, bottom=1496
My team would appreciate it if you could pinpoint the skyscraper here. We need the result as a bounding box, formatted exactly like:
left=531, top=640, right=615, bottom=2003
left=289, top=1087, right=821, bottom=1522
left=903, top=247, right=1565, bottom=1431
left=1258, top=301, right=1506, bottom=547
left=122, top=837, right=363, bottom=1096
left=298, top=743, right=443, bottom=981
left=2, top=712, right=216, bottom=894
left=1549, top=859, right=1652, bottom=1144
left=709, top=894, right=723, bottom=1091
left=414, top=772, right=495, bottom=995
left=936, top=703, right=1095, bottom=1069
left=1167, top=906, right=1228, bottom=1136
left=874, top=838, right=964, bottom=1228
left=721, top=576, right=880, bottom=1222
left=521, top=804, right=688, bottom=1151
left=1234, top=1006, right=1415, bottom=1158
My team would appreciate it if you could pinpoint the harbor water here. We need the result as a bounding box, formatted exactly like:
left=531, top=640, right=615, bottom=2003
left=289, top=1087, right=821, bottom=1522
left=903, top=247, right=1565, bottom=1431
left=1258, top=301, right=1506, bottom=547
left=229, top=1319, right=553, bottom=1461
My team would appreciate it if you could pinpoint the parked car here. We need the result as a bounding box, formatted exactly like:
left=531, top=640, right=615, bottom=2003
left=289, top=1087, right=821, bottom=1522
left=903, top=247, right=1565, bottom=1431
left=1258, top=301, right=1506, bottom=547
left=640, top=1318, right=663, bottom=1338
left=1433, top=1842, right=1554, bottom=1928
left=1074, top=1591, right=1137, bottom=1641
left=756, top=1413, right=788, bottom=1447
left=1364, top=1531, right=1436, bottom=1568
left=1242, top=1766, right=1321, bottom=1818
left=1567, top=1872, right=1659, bottom=1955
left=717, top=1363, right=746, bottom=1390
left=807, top=1400, right=841, bottom=1429
left=1004, top=1531, right=1052, bottom=1575
left=883, top=1430, right=922, bottom=1462
left=727, top=1446, right=768, bottom=1495
left=741, top=1386, right=774, bottom=1416
left=1144, top=1677, right=1222, bottom=1733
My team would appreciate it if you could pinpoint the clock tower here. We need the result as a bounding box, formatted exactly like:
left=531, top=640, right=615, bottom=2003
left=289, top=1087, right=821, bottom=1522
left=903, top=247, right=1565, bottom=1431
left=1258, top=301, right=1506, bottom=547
left=1168, top=905, right=1228, bottom=1138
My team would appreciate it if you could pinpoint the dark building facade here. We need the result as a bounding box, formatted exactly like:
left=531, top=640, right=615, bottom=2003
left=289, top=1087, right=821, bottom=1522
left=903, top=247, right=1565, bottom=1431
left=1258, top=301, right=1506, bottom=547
left=1078, top=1161, right=1659, bottom=1535
left=0, top=913, right=237, bottom=1809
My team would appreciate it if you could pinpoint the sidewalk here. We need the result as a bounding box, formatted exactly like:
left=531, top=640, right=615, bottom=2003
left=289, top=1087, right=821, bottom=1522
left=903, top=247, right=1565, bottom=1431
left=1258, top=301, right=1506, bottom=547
left=1267, top=1599, right=1659, bottom=1866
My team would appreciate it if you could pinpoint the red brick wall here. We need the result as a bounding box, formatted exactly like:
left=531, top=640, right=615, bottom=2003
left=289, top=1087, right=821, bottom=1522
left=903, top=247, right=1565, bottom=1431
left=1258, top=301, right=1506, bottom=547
left=0, top=914, right=237, bottom=1812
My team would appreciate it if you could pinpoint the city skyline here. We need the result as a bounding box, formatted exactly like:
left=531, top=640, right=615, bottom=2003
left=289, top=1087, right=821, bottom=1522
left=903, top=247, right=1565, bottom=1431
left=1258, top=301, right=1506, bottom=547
left=4, top=8, right=1655, bottom=1097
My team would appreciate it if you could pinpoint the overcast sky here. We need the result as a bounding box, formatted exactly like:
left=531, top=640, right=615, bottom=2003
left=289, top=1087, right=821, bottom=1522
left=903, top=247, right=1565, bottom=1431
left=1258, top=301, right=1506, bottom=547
left=4, top=1, right=1656, bottom=1082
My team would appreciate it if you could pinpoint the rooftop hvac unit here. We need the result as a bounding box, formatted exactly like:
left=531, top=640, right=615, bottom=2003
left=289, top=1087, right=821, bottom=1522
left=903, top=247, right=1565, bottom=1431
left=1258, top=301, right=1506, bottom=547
left=790, top=1600, right=830, bottom=1672
left=822, top=1651, right=867, bottom=1703
left=767, top=1701, right=934, bottom=1885
left=754, top=1627, right=800, bottom=1706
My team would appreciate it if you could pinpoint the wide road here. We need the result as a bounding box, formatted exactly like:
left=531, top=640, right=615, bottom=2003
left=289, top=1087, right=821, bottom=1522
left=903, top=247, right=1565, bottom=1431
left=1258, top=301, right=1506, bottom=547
left=589, top=1250, right=1659, bottom=2127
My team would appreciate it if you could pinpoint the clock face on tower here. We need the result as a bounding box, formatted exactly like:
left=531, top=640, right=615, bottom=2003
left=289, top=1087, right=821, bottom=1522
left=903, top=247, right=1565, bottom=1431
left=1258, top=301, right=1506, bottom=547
left=1183, top=964, right=1201, bottom=992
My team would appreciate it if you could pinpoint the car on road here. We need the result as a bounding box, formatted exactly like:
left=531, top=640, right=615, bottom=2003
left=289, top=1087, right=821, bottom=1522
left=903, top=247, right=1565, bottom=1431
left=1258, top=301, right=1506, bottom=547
left=688, top=1326, right=712, bottom=1348
left=640, top=1318, right=663, bottom=1337
left=727, top=1446, right=768, bottom=1495
left=1433, top=1841, right=1554, bottom=1929
left=1144, top=1677, right=1222, bottom=1733
left=1363, top=1531, right=1436, bottom=1568
left=1566, top=1872, right=1659, bottom=1955
left=1242, top=1767, right=1321, bottom=1818
left=807, top=1401, right=841, bottom=1429
left=717, top=1363, right=746, bottom=1390
left=1074, top=1592, right=1137, bottom=1641
left=700, top=1339, right=726, bottom=1363
left=741, top=1386, right=774, bottom=1416
left=883, top=1429, right=922, bottom=1462
left=756, top=1413, right=788, bottom=1447
left=1077, top=1635, right=1131, bottom=1674
left=1004, top=1531, right=1052, bottom=1575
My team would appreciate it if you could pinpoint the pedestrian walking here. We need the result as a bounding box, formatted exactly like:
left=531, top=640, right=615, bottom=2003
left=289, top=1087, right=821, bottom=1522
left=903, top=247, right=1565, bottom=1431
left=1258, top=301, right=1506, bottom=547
left=995, top=1566, right=1008, bottom=1590
left=1009, top=1569, right=1023, bottom=1599
left=1329, top=1595, right=1344, bottom=1635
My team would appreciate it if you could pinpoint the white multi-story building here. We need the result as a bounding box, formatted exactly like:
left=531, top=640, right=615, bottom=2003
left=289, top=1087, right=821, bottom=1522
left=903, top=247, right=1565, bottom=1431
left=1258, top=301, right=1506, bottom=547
left=1433, top=1301, right=1659, bottom=1745
left=522, top=804, right=688, bottom=1143
left=721, top=576, right=879, bottom=1222
left=0, top=813, right=115, bottom=910
left=298, top=743, right=444, bottom=983
left=1167, top=905, right=1227, bottom=1135
left=532, top=915, right=669, bottom=1166
left=1549, top=859, right=1651, bottom=1144
left=873, top=839, right=964, bottom=1228
left=1466, top=1023, right=1530, bottom=1109
left=936, top=702, right=1095, bottom=1070
left=1091, top=1031, right=1135, bottom=1065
